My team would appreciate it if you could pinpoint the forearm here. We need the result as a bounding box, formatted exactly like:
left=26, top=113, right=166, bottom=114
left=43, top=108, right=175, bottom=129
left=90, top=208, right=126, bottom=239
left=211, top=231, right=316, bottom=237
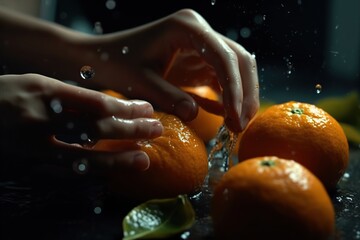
left=0, top=7, right=102, bottom=88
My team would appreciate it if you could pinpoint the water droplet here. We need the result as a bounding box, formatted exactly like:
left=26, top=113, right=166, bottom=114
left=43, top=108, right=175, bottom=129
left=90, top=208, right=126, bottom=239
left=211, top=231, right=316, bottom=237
left=127, top=86, right=132, bottom=92
left=93, top=22, right=103, bottom=34
left=80, top=65, right=95, bottom=79
left=254, top=14, right=264, bottom=25
left=329, top=50, right=339, bottom=57
left=100, top=52, right=109, bottom=61
left=240, top=27, right=251, bottom=38
left=80, top=133, right=89, bottom=141
left=226, top=28, right=238, bottom=41
left=181, top=231, right=191, bottom=239
left=66, top=122, right=74, bottom=129
left=73, top=158, right=88, bottom=174
left=251, top=53, right=256, bottom=72
left=201, top=47, right=206, bottom=54
left=105, top=0, right=116, bottom=10
left=94, top=206, right=102, bottom=214
left=122, top=46, right=129, bottom=54
left=210, top=0, right=216, bottom=6
left=50, top=98, right=63, bottom=113
left=315, top=84, right=322, bottom=94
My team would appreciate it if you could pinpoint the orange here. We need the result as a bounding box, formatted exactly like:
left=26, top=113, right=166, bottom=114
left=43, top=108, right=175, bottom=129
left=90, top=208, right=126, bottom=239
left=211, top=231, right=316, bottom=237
left=103, top=85, right=224, bottom=143
left=93, top=111, right=209, bottom=200
left=232, top=100, right=274, bottom=156
left=211, top=156, right=335, bottom=240
left=182, top=86, right=224, bottom=142
left=101, top=89, right=126, bottom=99
left=237, top=101, right=349, bottom=191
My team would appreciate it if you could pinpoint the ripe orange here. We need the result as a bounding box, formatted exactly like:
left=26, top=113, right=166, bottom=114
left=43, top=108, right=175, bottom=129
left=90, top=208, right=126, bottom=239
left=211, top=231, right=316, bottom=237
left=211, top=156, right=335, bottom=240
left=231, top=100, right=274, bottom=156
left=237, top=101, right=349, bottom=191
left=101, top=89, right=126, bottom=99
left=93, top=111, right=209, bottom=200
left=182, top=86, right=224, bottom=142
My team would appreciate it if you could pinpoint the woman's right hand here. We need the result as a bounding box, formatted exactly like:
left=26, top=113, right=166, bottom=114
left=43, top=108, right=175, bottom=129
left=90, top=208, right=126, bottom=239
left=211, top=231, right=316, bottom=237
left=0, top=73, right=163, bottom=176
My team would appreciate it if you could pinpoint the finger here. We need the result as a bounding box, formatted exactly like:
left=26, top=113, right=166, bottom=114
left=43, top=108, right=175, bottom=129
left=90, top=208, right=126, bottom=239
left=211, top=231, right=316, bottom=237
left=96, top=116, right=163, bottom=139
left=160, top=10, right=243, bottom=131
left=125, top=66, right=199, bottom=122
left=222, top=37, right=260, bottom=130
left=186, top=91, right=225, bottom=116
left=46, top=79, right=154, bottom=119
left=51, top=139, right=150, bottom=175
left=52, top=116, right=163, bottom=144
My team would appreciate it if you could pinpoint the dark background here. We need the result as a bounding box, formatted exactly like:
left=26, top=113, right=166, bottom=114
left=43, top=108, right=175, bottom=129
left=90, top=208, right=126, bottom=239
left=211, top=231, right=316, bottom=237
left=54, top=0, right=360, bottom=102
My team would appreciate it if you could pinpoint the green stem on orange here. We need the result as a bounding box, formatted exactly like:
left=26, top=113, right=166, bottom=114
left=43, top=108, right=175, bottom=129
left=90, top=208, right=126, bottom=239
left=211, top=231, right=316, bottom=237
left=261, top=159, right=276, bottom=167
left=291, top=108, right=304, bottom=115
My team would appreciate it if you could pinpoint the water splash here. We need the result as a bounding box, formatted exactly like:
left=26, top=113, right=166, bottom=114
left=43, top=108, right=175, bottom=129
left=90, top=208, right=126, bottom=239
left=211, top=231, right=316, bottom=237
left=188, top=124, right=238, bottom=236
left=80, top=65, right=95, bottom=79
left=206, top=124, right=238, bottom=189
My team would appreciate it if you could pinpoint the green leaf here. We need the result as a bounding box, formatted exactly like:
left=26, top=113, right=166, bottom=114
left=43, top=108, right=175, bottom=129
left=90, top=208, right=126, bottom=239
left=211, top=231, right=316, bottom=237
left=122, top=195, right=195, bottom=240
left=340, top=122, right=360, bottom=145
left=316, top=91, right=360, bottom=125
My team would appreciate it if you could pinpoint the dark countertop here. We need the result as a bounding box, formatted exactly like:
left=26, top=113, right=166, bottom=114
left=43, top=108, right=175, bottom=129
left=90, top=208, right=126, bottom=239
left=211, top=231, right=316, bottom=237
left=1, top=147, right=359, bottom=240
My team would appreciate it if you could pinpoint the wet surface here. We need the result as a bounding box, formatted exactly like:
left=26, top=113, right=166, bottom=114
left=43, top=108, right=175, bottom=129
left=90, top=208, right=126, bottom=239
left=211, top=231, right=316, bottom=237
left=0, top=147, right=359, bottom=240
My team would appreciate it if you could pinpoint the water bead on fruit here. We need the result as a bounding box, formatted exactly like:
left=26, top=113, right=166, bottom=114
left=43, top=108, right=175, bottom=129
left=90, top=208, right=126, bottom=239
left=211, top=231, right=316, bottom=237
left=80, top=65, right=95, bottom=79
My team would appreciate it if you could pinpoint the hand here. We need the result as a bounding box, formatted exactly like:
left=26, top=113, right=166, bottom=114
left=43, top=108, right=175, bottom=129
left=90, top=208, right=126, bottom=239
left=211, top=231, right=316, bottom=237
left=0, top=74, right=163, bottom=176
left=83, top=9, right=259, bottom=132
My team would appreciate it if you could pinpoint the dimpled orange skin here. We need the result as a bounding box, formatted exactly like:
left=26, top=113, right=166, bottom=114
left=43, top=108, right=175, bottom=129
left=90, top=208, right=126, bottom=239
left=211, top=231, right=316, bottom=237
left=237, top=101, right=349, bottom=191
left=93, top=111, right=209, bottom=200
left=211, top=156, right=335, bottom=240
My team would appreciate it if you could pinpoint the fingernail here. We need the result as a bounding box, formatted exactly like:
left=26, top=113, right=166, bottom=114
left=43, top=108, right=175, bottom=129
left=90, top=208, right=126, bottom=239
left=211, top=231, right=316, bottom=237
left=132, top=152, right=150, bottom=171
left=225, top=116, right=240, bottom=133
left=150, top=120, right=163, bottom=137
left=174, top=100, right=197, bottom=122
left=240, top=116, right=250, bottom=131
left=131, top=100, right=154, bottom=117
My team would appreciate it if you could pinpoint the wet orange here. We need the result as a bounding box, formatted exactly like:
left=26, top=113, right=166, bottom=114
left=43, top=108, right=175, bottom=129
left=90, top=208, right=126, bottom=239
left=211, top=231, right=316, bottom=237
left=93, top=111, right=208, bottom=200
left=211, top=156, right=335, bottom=240
left=182, top=86, right=224, bottom=142
left=237, top=101, right=349, bottom=190
left=101, top=89, right=126, bottom=99
left=232, top=100, right=274, bottom=156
